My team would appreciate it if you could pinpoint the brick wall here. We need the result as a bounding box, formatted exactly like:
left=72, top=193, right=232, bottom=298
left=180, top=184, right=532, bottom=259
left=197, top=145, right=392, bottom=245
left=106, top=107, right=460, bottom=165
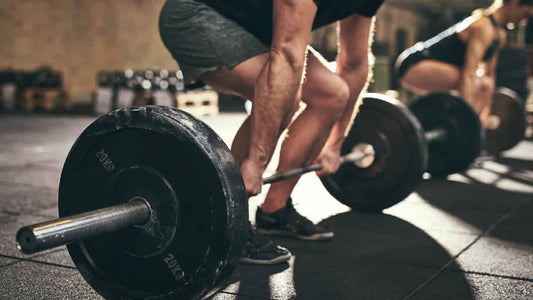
left=0, top=0, right=176, bottom=103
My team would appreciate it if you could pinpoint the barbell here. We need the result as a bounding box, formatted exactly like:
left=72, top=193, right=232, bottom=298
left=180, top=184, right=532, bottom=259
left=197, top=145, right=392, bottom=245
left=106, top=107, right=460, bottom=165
left=14, top=100, right=384, bottom=300
left=409, top=88, right=528, bottom=158
left=320, top=93, right=483, bottom=211
left=15, top=92, right=485, bottom=299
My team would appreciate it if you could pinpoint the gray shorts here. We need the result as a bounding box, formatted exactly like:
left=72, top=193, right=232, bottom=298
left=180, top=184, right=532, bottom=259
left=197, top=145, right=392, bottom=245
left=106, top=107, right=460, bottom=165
left=159, top=0, right=269, bottom=83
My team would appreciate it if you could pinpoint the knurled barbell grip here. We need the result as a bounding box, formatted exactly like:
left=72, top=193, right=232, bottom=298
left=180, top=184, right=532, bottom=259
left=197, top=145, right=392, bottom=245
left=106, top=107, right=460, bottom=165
left=263, top=148, right=372, bottom=185
left=16, top=199, right=151, bottom=254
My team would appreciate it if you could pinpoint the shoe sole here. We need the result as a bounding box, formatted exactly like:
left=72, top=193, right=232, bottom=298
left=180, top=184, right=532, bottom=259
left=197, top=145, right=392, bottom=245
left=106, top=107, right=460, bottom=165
left=257, top=228, right=334, bottom=241
left=239, top=253, right=292, bottom=265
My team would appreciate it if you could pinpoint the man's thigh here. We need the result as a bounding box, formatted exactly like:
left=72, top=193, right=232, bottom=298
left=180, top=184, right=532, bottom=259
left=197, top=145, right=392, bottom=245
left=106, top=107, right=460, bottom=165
left=200, top=47, right=349, bottom=103
left=302, top=49, right=350, bottom=104
left=199, top=53, right=269, bottom=100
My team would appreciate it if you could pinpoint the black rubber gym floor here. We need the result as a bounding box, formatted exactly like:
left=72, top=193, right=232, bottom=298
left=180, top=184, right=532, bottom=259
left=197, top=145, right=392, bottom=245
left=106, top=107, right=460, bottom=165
left=0, top=113, right=531, bottom=299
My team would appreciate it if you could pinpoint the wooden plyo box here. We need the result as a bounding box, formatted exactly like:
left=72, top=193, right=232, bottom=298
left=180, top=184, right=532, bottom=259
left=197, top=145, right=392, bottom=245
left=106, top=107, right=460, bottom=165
left=19, top=88, right=70, bottom=111
left=175, top=89, right=219, bottom=116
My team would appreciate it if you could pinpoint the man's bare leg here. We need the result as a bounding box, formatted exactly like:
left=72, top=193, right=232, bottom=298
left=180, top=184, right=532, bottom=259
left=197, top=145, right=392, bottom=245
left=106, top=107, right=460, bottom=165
left=261, top=53, right=350, bottom=213
left=207, top=51, right=349, bottom=212
left=200, top=53, right=302, bottom=167
left=400, top=60, right=461, bottom=94
left=199, top=52, right=298, bottom=264
left=200, top=53, right=266, bottom=166
left=401, top=61, right=496, bottom=125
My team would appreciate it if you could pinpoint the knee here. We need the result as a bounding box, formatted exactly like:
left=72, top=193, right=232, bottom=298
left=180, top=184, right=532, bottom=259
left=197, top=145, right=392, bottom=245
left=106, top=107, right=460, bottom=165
left=307, top=76, right=350, bottom=117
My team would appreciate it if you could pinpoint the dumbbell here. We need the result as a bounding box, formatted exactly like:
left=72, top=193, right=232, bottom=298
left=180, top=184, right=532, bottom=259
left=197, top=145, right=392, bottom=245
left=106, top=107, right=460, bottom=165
left=167, top=70, right=186, bottom=94
left=0, top=70, right=17, bottom=111
left=93, top=71, right=114, bottom=115
left=114, top=70, right=139, bottom=109
left=32, top=66, right=52, bottom=88
left=30, top=66, right=62, bottom=89
left=152, top=70, right=172, bottom=91
left=152, top=70, right=175, bottom=107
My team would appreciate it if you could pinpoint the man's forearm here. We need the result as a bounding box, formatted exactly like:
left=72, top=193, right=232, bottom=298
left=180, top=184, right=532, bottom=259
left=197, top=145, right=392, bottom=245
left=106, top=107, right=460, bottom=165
left=460, top=72, right=477, bottom=103
left=247, top=52, right=304, bottom=169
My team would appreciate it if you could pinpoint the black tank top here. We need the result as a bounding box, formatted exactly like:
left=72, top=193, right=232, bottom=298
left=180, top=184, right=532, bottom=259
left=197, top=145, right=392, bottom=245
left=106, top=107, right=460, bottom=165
left=197, top=0, right=384, bottom=45
left=420, top=14, right=501, bottom=68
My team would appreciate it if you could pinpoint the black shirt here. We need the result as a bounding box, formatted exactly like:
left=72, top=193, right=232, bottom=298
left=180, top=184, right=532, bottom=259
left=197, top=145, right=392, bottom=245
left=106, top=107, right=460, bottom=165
left=197, top=0, right=385, bottom=45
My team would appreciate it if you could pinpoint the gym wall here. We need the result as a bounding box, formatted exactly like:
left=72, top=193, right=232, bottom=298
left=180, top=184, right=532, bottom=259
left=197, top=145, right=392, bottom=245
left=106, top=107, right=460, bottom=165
left=0, top=0, right=175, bottom=103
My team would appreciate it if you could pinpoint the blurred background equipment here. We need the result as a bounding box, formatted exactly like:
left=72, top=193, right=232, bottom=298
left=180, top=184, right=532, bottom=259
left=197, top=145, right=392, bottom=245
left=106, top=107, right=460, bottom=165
left=92, top=69, right=219, bottom=116
left=0, top=0, right=531, bottom=140
left=0, top=66, right=69, bottom=111
left=0, top=70, right=17, bottom=111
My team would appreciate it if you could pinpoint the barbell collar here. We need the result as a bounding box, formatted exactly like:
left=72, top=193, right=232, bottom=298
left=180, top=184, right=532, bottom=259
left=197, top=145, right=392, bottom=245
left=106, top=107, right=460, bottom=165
left=16, top=198, right=151, bottom=254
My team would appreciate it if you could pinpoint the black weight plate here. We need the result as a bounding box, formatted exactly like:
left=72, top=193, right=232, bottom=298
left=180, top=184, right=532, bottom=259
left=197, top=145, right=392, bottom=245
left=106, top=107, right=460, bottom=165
left=410, top=93, right=483, bottom=176
left=496, top=49, right=528, bottom=71
left=320, top=94, right=426, bottom=212
left=59, top=107, right=247, bottom=300
left=483, top=87, right=527, bottom=155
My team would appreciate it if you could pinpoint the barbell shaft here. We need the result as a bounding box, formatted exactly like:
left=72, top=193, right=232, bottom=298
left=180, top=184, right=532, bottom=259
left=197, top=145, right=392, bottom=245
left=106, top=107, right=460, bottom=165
left=424, top=127, right=448, bottom=143
left=263, top=164, right=323, bottom=185
left=263, top=146, right=374, bottom=185
left=16, top=199, right=151, bottom=254
left=16, top=147, right=374, bottom=254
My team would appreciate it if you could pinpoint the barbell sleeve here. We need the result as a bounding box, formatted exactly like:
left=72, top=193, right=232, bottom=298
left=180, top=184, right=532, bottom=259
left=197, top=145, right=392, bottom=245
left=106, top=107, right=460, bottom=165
left=263, top=144, right=375, bottom=185
left=424, top=127, right=448, bottom=143
left=16, top=199, right=151, bottom=254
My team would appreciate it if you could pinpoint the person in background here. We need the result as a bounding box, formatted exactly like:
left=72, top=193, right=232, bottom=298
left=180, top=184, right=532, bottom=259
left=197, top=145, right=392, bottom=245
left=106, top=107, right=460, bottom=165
left=395, top=0, right=532, bottom=127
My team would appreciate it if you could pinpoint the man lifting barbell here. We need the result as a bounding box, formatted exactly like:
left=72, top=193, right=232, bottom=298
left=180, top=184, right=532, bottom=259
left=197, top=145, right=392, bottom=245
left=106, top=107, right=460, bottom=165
left=159, top=0, right=384, bottom=264
left=395, top=0, right=533, bottom=127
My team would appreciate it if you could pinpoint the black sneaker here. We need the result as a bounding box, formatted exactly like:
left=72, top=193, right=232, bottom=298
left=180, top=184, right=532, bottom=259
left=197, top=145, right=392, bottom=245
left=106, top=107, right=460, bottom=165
left=240, top=222, right=292, bottom=265
left=256, top=198, right=334, bottom=241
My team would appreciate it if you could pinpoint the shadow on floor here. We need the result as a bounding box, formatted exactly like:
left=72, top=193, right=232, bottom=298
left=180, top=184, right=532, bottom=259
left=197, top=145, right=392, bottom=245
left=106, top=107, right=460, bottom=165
left=218, top=213, right=473, bottom=300
left=417, top=153, right=532, bottom=246
left=493, top=155, right=533, bottom=173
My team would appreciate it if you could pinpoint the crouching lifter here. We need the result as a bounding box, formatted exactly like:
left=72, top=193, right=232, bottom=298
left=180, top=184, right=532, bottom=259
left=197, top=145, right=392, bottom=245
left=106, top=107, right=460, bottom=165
left=159, top=0, right=383, bottom=264
left=395, top=0, right=532, bottom=127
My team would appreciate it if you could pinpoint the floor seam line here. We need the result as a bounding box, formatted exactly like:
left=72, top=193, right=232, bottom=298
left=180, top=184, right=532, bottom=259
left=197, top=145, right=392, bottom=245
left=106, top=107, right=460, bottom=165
left=0, top=209, right=58, bottom=219
left=0, top=180, right=58, bottom=192
left=0, top=250, right=76, bottom=270
left=219, top=290, right=275, bottom=299
left=456, top=269, right=533, bottom=282
left=401, top=194, right=532, bottom=300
